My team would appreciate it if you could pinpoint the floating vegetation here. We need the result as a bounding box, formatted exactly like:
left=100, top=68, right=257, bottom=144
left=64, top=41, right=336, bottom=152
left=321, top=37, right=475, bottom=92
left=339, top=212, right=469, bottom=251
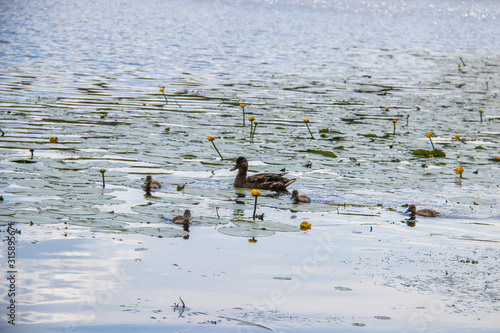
left=412, top=149, right=446, bottom=158
left=218, top=226, right=275, bottom=238
left=306, top=149, right=337, bottom=158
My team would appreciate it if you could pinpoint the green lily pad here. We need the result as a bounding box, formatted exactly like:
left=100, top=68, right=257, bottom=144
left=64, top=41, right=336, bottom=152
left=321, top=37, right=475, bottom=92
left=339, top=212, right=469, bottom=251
left=306, top=150, right=338, bottom=158
left=0, top=212, right=63, bottom=224
left=129, top=226, right=188, bottom=238
left=112, top=214, right=164, bottom=224
left=233, top=220, right=299, bottom=232
left=412, top=149, right=446, bottom=157
left=132, top=204, right=176, bottom=216
left=218, top=226, right=275, bottom=238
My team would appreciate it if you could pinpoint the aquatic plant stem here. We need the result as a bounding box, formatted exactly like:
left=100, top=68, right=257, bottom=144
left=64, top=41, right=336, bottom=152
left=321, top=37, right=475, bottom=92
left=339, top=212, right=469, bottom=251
left=240, top=103, right=246, bottom=127
left=253, top=195, right=258, bottom=220
left=428, top=137, right=435, bottom=150
left=30, top=149, right=34, bottom=159
left=305, top=122, right=315, bottom=139
left=251, top=122, right=258, bottom=138
left=160, top=91, right=168, bottom=104
left=211, top=141, right=224, bottom=160
left=392, top=119, right=397, bottom=135
left=100, top=169, right=106, bottom=188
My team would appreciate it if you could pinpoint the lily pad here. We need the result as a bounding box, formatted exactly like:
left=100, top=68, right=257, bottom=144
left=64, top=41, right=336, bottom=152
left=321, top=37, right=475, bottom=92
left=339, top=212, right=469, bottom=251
left=129, top=226, right=188, bottom=238
left=233, top=220, right=299, bottom=232
left=218, top=226, right=275, bottom=238
left=412, top=149, right=446, bottom=158
left=306, top=149, right=338, bottom=158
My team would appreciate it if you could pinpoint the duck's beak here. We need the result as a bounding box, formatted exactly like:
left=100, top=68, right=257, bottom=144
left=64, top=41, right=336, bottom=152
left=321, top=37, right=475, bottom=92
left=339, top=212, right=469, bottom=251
left=230, top=163, right=238, bottom=171
left=404, top=208, right=410, bottom=214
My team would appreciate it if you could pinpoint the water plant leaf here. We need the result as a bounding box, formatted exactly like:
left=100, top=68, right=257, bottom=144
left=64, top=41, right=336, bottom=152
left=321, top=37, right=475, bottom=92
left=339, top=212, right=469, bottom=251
left=130, top=226, right=188, bottom=238
left=306, top=150, right=337, bottom=158
left=412, top=149, right=446, bottom=157
left=218, top=226, right=275, bottom=238
left=233, top=220, right=299, bottom=232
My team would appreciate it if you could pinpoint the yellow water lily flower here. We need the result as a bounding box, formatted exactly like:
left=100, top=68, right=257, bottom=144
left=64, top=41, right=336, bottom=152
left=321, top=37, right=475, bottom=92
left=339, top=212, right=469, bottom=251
left=239, top=103, right=246, bottom=108
left=248, top=116, right=255, bottom=121
left=253, top=121, right=258, bottom=125
left=426, top=132, right=433, bottom=138
left=159, top=87, right=165, bottom=92
left=248, top=238, right=257, bottom=243
left=392, top=119, right=397, bottom=123
left=251, top=189, right=261, bottom=196
left=49, top=136, right=58, bottom=143
left=478, top=110, right=484, bottom=113
left=455, top=166, right=464, bottom=175
left=303, top=118, right=310, bottom=123
left=100, top=168, right=105, bottom=173
left=300, top=221, right=312, bottom=230
left=207, top=136, right=215, bottom=141
left=453, top=134, right=460, bottom=140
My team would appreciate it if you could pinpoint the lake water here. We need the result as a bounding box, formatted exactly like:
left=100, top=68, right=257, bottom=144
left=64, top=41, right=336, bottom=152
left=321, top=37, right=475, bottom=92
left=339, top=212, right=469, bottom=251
left=0, top=0, right=499, bottom=332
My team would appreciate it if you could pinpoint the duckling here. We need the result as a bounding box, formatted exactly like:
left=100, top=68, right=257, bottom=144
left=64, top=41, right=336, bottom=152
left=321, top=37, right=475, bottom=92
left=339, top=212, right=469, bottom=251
left=291, top=190, right=311, bottom=203
left=141, top=175, right=161, bottom=189
left=172, top=209, right=192, bottom=224
left=405, top=204, right=439, bottom=217
left=230, top=156, right=296, bottom=192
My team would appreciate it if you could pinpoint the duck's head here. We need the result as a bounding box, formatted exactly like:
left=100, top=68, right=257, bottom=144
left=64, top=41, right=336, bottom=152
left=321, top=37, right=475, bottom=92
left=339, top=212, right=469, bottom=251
left=405, top=204, right=417, bottom=214
left=183, top=209, right=191, bottom=220
left=145, top=175, right=153, bottom=183
left=230, top=156, right=248, bottom=171
left=290, top=190, right=299, bottom=199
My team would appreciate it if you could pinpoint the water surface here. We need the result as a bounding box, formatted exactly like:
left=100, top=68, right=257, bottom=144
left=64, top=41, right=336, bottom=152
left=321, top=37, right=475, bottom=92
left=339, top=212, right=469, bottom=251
left=0, top=0, right=499, bottom=332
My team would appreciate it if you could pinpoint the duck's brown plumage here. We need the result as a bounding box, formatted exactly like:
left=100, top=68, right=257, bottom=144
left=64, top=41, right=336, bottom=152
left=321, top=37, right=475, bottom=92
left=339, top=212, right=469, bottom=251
left=141, top=175, right=161, bottom=189
left=230, top=157, right=296, bottom=192
left=291, top=190, right=311, bottom=203
left=405, top=204, right=439, bottom=217
left=172, top=209, right=192, bottom=224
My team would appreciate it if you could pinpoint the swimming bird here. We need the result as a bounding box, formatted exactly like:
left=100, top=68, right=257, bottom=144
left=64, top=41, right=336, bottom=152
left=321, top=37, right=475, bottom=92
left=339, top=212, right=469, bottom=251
left=405, top=204, right=439, bottom=217
left=230, top=156, right=296, bottom=192
left=141, top=175, right=161, bottom=189
left=172, top=209, right=192, bottom=224
left=291, top=190, right=311, bottom=203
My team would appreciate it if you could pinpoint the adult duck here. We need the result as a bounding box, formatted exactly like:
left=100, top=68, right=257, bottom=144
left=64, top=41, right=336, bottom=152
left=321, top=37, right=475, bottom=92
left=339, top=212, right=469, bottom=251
left=291, top=190, right=311, bottom=203
left=405, top=204, right=439, bottom=217
left=141, top=175, right=161, bottom=189
left=230, top=156, right=296, bottom=192
left=172, top=209, right=192, bottom=224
